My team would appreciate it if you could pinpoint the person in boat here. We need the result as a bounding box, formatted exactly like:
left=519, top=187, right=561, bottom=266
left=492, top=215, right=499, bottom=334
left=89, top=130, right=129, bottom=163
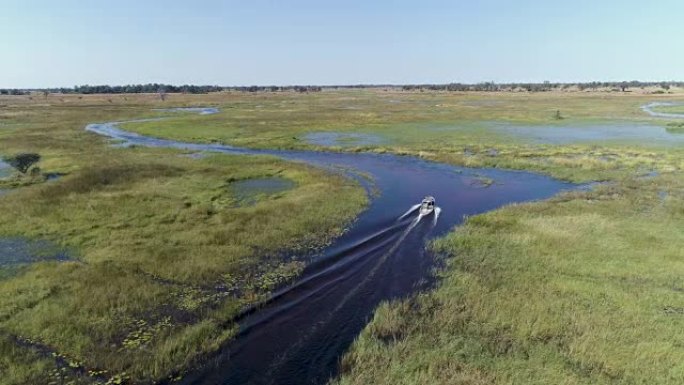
left=420, top=196, right=435, bottom=215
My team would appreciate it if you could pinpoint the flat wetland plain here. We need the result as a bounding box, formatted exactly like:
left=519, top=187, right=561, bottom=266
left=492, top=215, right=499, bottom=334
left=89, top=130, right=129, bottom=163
left=1, top=89, right=684, bottom=384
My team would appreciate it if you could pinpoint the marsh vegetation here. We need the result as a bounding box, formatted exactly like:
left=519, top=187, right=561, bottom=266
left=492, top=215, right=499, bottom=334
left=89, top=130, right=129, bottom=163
left=1, top=89, right=683, bottom=384
left=0, top=97, right=366, bottom=384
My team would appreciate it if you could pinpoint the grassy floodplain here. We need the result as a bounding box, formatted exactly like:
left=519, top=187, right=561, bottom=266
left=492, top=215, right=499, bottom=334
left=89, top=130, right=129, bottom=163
left=122, top=88, right=684, bottom=384
left=125, top=88, right=684, bottom=182
left=0, top=95, right=366, bottom=384
left=1, top=88, right=683, bottom=384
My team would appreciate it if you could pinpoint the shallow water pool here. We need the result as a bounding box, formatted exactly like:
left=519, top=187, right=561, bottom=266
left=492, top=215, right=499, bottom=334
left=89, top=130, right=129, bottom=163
left=486, top=121, right=684, bottom=145
left=0, top=238, right=71, bottom=267
left=0, top=159, right=12, bottom=179
left=304, top=132, right=386, bottom=147
left=230, top=177, right=295, bottom=206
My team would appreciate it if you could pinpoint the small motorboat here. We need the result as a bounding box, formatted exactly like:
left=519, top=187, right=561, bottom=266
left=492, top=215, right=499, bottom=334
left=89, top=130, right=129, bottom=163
left=419, top=196, right=435, bottom=216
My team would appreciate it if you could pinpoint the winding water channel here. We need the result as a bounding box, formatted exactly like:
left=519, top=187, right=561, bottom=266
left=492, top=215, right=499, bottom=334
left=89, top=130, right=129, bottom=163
left=86, top=110, right=576, bottom=385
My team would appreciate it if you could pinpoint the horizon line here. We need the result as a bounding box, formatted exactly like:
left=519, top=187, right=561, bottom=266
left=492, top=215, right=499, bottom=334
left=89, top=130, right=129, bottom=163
left=4, top=80, right=684, bottom=91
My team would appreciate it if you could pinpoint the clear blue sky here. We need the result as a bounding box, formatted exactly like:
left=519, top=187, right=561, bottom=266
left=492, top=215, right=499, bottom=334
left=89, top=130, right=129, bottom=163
left=2, top=0, right=683, bottom=88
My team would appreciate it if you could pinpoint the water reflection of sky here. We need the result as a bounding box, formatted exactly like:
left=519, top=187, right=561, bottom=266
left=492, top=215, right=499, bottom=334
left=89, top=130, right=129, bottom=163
left=0, top=159, right=12, bottom=178
left=231, top=177, right=295, bottom=206
left=0, top=238, right=72, bottom=267
left=486, top=122, right=684, bottom=145
left=304, top=132, right=385, bottom=147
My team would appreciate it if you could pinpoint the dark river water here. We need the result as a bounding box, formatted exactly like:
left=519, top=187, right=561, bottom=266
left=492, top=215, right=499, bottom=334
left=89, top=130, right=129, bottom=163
left=86, top=110, right=575, bottom=385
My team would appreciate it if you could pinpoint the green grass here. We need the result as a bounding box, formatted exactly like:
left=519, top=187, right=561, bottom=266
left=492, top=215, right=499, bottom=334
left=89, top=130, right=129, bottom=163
left=652, top=104, right=684, bottom=115
left=2, top=90, right=684, bottom=384
left=336, top=174, right=684, bottom=385
left=0, top=96, right=366, bottom=384
left=667, top=122, right=684, bottom=133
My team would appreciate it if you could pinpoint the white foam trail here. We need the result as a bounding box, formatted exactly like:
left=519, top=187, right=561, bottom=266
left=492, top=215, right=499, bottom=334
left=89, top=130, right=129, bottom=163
left=405, top=216, right=421, bottom=233
left=267, top=215, right=422, bottom=367
left=398, top=204, right=421, bottom=221
left=433, top=206, right=441, bottom=225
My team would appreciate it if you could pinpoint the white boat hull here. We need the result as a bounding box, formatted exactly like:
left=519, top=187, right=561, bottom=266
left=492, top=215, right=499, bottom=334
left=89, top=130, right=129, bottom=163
left=419, top=195, right=436, bottom=216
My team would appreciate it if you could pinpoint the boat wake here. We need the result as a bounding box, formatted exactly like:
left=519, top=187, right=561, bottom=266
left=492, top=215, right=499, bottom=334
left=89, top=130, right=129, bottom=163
left=236, top=204, right=429, bottom=336
left=182, top=204, right=438, bottom=385
left=405, top=203, right=442, bottom=226
left=398, top=203, right=421, bottom=220
left=433, top=206, right=442, bottom=225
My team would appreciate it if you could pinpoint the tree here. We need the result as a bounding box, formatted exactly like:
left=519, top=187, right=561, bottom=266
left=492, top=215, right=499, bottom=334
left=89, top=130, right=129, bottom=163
left=3, top=153, right=41, bottom=174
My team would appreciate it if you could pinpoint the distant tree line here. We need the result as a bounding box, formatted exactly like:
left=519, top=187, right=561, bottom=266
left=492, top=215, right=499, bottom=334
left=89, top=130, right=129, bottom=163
left=1, top=81, right=682, bottom=96
left=226, top=85, right=323, bottom=93
left=0, top=89, right=28, bottom=95
left=400, top=81, right=683, bottom=92
left=0, top=84, right=222, bottom=95
left=70, top=84, right=223, bottom=94
left=0, top=84, right=325, bottom=95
